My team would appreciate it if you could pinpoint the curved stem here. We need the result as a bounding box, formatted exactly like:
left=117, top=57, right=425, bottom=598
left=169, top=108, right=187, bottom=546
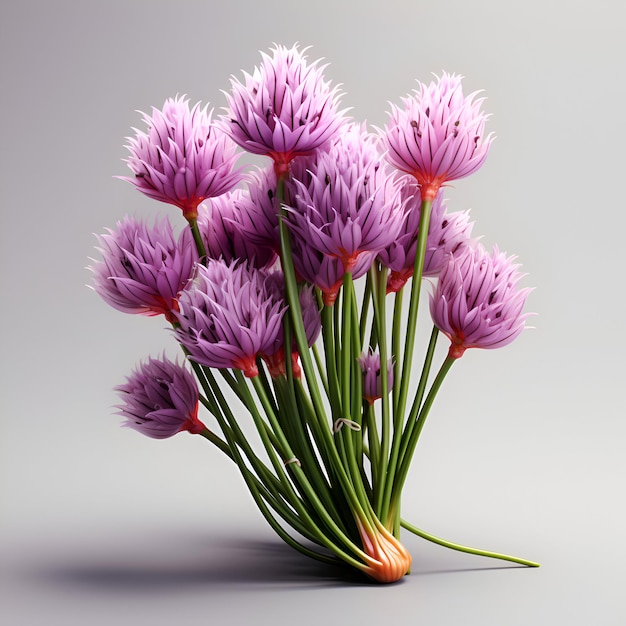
left=401, top=519, right=540, bottom=567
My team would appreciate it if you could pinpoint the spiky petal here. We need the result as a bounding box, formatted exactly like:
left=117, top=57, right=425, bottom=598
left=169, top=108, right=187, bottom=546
left=115, top=356, right=204, bottom=439
left=196, top=190, right=278, bottom=269
left=384, top=73, right=494, bottom=200
left=90, top=216, right=195, bottom=323
left=174, top=259, right=285, bottom=377
left=222, top=44, right=346, bottom=175
left=285, top=124, right=403, bottom=303
left=378, top=181, right=475, bottom=293
left=122, top=95, right=244, bottom=219
left=429, top=245, right=533, bottom=358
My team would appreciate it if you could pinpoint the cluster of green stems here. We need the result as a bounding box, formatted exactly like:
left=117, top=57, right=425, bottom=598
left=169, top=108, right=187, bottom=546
left=179, top=174, right=538, bottom=580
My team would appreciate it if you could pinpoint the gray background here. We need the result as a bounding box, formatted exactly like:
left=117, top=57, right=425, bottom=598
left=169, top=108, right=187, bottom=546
left=1, top=0, right=624, bottom=624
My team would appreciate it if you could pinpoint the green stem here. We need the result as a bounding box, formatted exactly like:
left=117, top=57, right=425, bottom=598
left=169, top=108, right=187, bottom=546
left=248, top=374, right=371, bottom=566
left=186, top=216, right=207, bottom=262
left=372, top=265, right=391, bottom=517
left=392, top=355, right=456, bottom=508
left=394, top=198, right=433, bottom=426
left=359, top=272, right=372, bottom=348
left=194, top=367, right=331, bottom=553
left=400, top=325, right=439, bottom=454
left=276, top=173, right=378, bottom=541
left=401, top=519, right=540, bottom=567
left=312, top=343, right=330, bottom=400
left=321, top=304, right=342, bottom=417
left=391, top=288, right=404, bottom=411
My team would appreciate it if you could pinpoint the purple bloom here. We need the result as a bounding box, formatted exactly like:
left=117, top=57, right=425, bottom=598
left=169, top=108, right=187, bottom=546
left=285, top=123, right=403, bottom=302
left=292, top=242, right=376, bottom=306
left=384, top=73, right=494, bottom=201
left=115, top=356, right=205, bottom=439
left=358, top=351, right=393, bottom=405
left=222, top=44, right=345, bottom=176
left=122, top=95, right=244, bottom=220
left=174, top=259, right=285, bottom=377
left=234, top=166, right=283, bottom=253
left=262, top=271, right=321, bottom=378
left=378, top=181, right=475, bottom=293
left=429, top=245, right=532, bottom=358
left=196, top=190, right=278, bottom=269
left=90, top=216, right=195, bottom=323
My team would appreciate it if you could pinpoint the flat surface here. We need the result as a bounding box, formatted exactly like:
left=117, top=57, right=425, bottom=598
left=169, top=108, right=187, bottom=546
left=1, top=1, right=625, bottom=624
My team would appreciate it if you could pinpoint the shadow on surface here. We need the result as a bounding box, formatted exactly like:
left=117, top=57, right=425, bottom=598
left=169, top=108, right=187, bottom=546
left=21, top=531, right=526, bottom=594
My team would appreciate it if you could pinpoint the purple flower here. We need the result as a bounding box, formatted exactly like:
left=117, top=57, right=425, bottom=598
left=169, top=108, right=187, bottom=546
left=234, top=166, right=283, bottom=253
left=262, top=271, right=321, bottom=378
left=196, top=190, right=278, bottom=269
left=115, top=356, right=205, bottom=439
left=222, top=44, right=345, bottom=176
left=285, top=123, right=403, bottom=302
left=378, top=181, right=475, bottom=293
left=174, top=259, right=285, bottom=377
left=292, top=242, right=376, bottom=306
left=90, top=216, right=195, bottom=323
left=384, top=73, right=494, bottom=201
left=429, top=245, right=532, bottom=359
left=122, top=95, right=244, bottom=220
left=358, top=351, right=393, bottom=405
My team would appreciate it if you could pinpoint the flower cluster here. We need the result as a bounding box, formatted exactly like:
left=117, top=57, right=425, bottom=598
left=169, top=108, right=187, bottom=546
left=92, top=43, right=536, bottom=584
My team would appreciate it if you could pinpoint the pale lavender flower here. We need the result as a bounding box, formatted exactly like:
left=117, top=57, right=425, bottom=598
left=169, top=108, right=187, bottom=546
left=286, top=123, right=403, bottom=302
left=90, top=216, right=195, bottom=323
left=122, top=95, right=244, bottom=220
left=115, top=356, right=205, bottom=439
left=222, top=44, right=345, bottom=176
left=196, top=190, right=277, bottom=268
left=384, top=73, right=494, bottom=201
left=358, top=351, right=393, bottom=405
left=429, top=245, right=532, bottom=359
left=174, top=259, right=285, bottom=377
left=378, top=180, right=475, bottom=293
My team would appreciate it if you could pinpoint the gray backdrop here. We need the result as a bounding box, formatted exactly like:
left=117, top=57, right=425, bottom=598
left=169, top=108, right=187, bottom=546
left=1, top=0, right=624, bottom=624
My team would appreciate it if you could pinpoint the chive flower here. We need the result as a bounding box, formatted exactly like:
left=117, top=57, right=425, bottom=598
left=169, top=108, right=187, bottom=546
left=196, top=190, right=278, bottom=269
left=378, top=181, right=475, bottom=293
left=174, top=259, right=285, bottom=377
left=90, top=216, right=195, bottom=323
left=384, top=73, right=494, bottom=200
left=285, top=123, right=403, bottom=303
left=222, top=43, right=345, bottom=176
left=122, top=95, right=244, bottom=220
left=115, top=356, right=205, bottom=439
left=262, top=272, right=322, bottom=378
left=429, top=245, right=532, bottom=358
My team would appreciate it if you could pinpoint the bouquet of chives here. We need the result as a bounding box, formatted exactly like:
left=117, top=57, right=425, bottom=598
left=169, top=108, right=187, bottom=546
left=90, top=44, right=537, bottom=583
